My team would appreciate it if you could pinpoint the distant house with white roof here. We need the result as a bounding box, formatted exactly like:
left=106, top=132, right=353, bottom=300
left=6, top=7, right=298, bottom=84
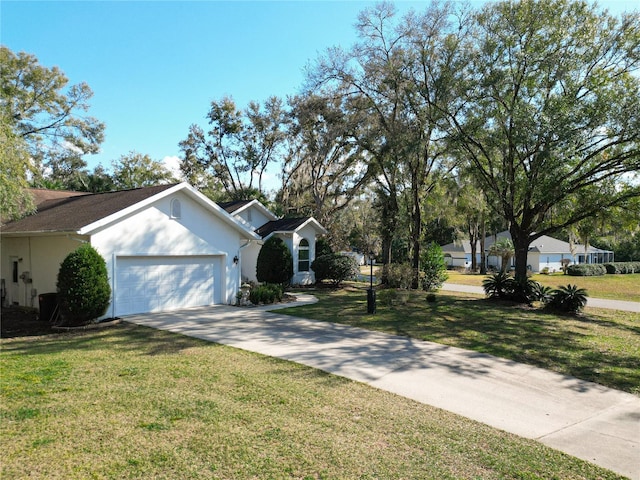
left=441, top=231, right=614, bottom=273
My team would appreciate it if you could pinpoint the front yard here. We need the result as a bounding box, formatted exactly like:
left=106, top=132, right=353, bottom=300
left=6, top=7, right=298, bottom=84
left=1, top=323, right=626, bottom=479
left=445, top=271, right=640, bottom=302
left=279, top=287, right=640, bottom=395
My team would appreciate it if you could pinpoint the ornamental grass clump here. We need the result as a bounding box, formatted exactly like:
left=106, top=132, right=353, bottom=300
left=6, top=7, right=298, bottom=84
left=56, top=244, right=111, bottom=326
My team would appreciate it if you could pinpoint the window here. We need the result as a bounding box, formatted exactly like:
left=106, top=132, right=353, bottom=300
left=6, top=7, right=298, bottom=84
left=298, top=238, right=310, bottom=272
left=170, top=198, right=181, bottom=219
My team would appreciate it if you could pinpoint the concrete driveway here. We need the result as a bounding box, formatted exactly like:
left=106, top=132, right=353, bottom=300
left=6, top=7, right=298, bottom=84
left=126, top=296, right=639, bottom=479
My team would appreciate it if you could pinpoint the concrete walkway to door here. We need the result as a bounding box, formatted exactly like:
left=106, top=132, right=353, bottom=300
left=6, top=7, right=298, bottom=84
left=125, top=296, right=639, bottom=479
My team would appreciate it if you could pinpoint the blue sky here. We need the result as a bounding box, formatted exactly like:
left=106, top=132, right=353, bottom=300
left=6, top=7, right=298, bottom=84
left=2, top=0, right=638, bottom=189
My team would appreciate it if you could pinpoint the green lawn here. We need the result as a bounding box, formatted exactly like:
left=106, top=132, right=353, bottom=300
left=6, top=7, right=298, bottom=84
left=445, top=271, right=640, bottom=302
left=0, top=324, right=625, bottom=479
left=281, top=287, right=640, bottom=395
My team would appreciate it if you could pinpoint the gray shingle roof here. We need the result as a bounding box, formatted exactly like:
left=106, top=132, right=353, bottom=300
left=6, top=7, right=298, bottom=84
left=255, top=217, right=310, bottom=238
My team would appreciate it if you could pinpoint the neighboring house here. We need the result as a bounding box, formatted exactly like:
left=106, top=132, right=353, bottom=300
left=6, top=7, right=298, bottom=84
left=441, top=231, right=614, bottom=273
left=218, top=200, right=327, bottom=286
left=1, top=183, right=260, bottom=317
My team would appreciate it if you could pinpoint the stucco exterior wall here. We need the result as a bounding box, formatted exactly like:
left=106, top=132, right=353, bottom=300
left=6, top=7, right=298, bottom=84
left=235, top=206, right=273, bottom=231
left=90, top=191, right=243, bottom=308
left=0, top=234, right=86, bottom=308
left=240, top=241, right=261, bottom=283
left=290, top=224, right=319, bottom=285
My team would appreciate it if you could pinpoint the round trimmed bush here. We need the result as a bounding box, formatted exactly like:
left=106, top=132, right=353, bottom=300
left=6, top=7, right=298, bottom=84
left=311, top=253, right=358, bottom=286
left=256, top=236, right=293, bottom=285
left=56, top=243, right=111, bottom=325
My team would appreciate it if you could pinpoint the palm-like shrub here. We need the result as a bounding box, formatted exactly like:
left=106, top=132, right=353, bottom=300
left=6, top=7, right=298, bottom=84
left=482, top=272, right=515, bottom=299
left=530, top=282, right=554, bottom=304
left=547, top=284, right=588, bottom=314
left=256, top=237, right=293, bottom=285
left=57, top=244, right=111, bottom=325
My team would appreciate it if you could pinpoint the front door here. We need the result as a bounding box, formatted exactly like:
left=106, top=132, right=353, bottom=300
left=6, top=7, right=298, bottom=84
left=9, top=256, right=20, bottom=305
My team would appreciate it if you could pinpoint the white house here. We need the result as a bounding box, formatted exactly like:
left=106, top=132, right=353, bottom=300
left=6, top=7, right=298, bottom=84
left=441, top=231, right=614, bottom=273
left=1, top=183, right=326, bottom=318
left=0, top=183, right=261, bottom=317
left=218, top=200, right=327, bottom=286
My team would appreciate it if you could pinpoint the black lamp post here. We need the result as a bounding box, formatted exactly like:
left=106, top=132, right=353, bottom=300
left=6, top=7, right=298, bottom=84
left=367, top=251, right=376, bottom=314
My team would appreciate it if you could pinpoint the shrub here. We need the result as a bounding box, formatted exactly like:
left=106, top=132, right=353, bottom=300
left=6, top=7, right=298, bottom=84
left=566, top=264, right=606, bottom=276
left=256, top=237, right=293, bottom=285
left=383, top=263, right=414, bottom=289
left=603, top=262, right=640, bottom=274
left=56, top=244, right=111, bottom=326
left=420, top=242, right=448, bottom=292
left=315, top=237, right=333, bottom=257
left=377, top=288, right=410, bottom=307
left=482, top=272, right=515, bottom=299
left=311, top=254, right=358, bottom=286
left=530, top=282, right=554, bottom=304
left=249, top=283, right=284, bottom=305
left=546, top=284, right=588, bottom=314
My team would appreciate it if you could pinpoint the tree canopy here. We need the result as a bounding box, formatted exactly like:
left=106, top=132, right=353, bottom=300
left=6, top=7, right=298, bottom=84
left=446, top=0, right=640, bottom=283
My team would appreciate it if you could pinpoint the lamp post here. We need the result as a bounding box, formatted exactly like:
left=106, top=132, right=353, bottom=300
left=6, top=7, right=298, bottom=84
left=367, top=251, right=376, bottom=314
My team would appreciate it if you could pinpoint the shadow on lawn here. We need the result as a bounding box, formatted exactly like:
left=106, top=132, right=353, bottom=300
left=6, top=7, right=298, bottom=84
left=0, top=312, right=208, bottom=359
left=288, top=289, right=639, bottom=395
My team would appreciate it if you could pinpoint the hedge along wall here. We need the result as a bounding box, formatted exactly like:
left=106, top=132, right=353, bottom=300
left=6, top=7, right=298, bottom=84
left=603, top=262, right=640, bottom=274
left=566, top=264, right=607, bottom=276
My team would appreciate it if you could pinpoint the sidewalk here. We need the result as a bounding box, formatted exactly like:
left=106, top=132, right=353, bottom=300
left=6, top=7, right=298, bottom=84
left=126, top=296, right=640, bottom=479
left=442, top=282, right=640, bottom=313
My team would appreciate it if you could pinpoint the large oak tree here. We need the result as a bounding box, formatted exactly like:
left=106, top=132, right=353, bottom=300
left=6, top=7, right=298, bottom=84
left=447, top=0, right=640, bottom=284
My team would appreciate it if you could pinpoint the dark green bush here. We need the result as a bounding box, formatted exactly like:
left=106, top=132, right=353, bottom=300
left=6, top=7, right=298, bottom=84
left=56, top=243, right=111, bottom=326
left=566, top=264, right=606, bottom=276
left=420, top=242, right=448, bottom=291
left=256, top=237, right=293, bottom=285
left=315, top=237, right=333, bottom=257
left=249, top=283, right=284, bottom=305
left=311, top=253, right=358, bottom=286
left=603, top=262, right=640, bottom=274
left=546, top=284, right=588, bottom=314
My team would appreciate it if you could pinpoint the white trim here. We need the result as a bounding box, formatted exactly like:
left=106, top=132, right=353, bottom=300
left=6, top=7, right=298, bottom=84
left=226, top=199, right=278, bottom=221
left=78, top=183, right=260, bottom=241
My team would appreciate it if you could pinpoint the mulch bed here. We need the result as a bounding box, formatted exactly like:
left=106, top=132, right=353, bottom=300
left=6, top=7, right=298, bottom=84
left=1, top=306, right=53, bottom=338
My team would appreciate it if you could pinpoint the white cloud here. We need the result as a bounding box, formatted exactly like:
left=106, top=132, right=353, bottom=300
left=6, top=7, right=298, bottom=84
left=162, top=155, right=185, bottom=181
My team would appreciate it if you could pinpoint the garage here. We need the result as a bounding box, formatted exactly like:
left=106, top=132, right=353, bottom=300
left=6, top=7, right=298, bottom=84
left=114, top=255, right=222, bottom=316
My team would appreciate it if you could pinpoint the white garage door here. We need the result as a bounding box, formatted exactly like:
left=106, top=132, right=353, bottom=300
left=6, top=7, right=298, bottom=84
left=115, top=256, right=221, bottom=316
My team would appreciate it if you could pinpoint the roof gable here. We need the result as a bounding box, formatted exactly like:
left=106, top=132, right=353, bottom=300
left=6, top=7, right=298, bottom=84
left=1, top=183, right=260, bottom=241
left=217, top=199, right=278, bottom=221
left=256, top=217, right=327, bottom=238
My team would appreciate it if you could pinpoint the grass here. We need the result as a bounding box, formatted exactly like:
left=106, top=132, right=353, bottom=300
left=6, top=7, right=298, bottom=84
left=445, top=271, right=640, bottom=302
left=1, top=324, right=627, bottom=479
left=280, top=286, right=640, bottom=396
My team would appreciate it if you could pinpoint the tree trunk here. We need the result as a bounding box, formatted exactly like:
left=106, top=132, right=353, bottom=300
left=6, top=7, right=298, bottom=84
left=411, top=181, right=421, bottom=289
left=468, top=221, right=478, bottom=272
left=511, top=227, right=531, bottom=285
left=479, top=215, right=487, bottom=274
